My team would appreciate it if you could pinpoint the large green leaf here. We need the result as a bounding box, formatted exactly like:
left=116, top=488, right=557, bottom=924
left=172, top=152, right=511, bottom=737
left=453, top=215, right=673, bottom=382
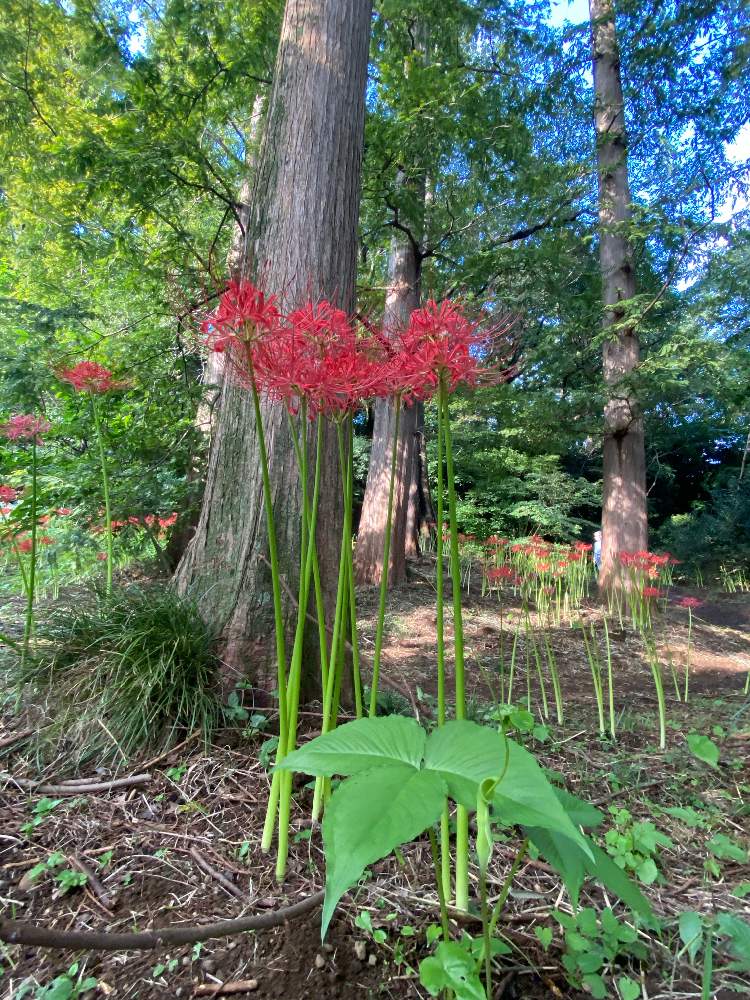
left=554, top=787, right=604, bottom=829
left=524, top=828, right=654, bottom=923
left=278, top=715, right=426, bottom=777
left=320, top=763, right=445, bottom=937
left=425, top=721, right=590, bottom=854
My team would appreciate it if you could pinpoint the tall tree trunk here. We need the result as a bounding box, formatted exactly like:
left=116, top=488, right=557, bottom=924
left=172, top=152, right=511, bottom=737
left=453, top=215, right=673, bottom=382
left=174, top=0, right=372, bottom=700
left=355, top=228, right=421, bottom=585
left=166, top=95, right=266, bottom=572
left=589, top=0, right=648, bottom=589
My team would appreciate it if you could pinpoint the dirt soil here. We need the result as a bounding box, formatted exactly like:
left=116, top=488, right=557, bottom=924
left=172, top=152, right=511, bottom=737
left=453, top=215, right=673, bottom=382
left=1, top=564, right=749, bottom=999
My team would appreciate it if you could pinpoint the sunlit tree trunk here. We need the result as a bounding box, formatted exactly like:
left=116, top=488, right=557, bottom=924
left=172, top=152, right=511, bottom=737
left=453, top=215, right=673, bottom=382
left=175, top=0, right=372, bottom=699
left=355, top=226, right=421, bottom=585
left=589, top=0, right=648, bottom=589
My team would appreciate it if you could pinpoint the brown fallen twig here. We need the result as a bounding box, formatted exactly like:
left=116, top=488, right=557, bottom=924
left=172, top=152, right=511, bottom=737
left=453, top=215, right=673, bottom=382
left=71, top=855, right=114, bottom=912
left=0, top=889, right=324, bottom=950
left=189, top=846, right=246, bottom=901
left=193, top=982, right=259, bottom=997
left=0, top=729, right=33, bottom=753
left=12, top=773, right=151, bottom=796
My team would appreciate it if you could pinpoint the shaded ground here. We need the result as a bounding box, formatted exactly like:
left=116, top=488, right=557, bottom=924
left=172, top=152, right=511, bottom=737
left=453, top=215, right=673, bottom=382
left=1, top=564, right=749, bottom=999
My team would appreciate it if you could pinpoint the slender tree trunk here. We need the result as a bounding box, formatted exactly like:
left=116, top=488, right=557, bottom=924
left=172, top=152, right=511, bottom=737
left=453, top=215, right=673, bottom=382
left=589, top=0, right=648, bottom=590
left=355, top=231, right=421, bottom=585
left=174, top=0, right=372, bottom=699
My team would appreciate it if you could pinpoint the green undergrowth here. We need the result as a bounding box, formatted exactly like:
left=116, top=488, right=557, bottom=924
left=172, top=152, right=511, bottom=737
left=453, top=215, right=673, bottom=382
left=9, top=583, right=222, bottom=766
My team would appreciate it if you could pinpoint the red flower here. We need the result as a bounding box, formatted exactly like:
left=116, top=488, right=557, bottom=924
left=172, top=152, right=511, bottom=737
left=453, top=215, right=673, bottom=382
left=487, top=565, right=515, bottom=583
left=59, top=361, right=127, bottom=394
left=574, top=541, right=593, bottom=551
left=96, top=551, right=108, bottom=561
left=0, top=485, right=18, bottom=503
left=642, top=586, right=663, bottom=599
left=391, top=299, right=511, bottom=399
left=39, top=535, right=54, bottom=545
left=17, top=537, right=33, bottom=553
left=1, top=414, right=51, bottom=443
left=158, top=513, right=178, bottom=528
left=677, top=596, right=703, bottom=609
left=203, top=280, right=281, bottom=354
left=55, top=507, right=72, bottom=516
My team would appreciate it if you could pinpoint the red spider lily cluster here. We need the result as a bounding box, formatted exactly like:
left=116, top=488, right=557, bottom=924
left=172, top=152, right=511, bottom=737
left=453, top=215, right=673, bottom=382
left=0, top=484, right=18, bottom=504
left=0, top=414, right=51, bottom=443
left=59, top=362, right=129, bottom=394
left=676, top=596, right=703, bottom=609
left=203, top=280, right=513, bottom=418
left=90, top=512, right=178, bottom=533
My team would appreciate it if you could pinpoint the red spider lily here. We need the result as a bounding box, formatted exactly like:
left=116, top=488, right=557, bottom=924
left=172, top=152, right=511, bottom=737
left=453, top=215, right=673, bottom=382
left=1, top=414, right=51, bottom=443
left=38, top=515, right=50, bottom=525
left=574, top=541, right=593, bottom=551
left=59, top=361, right=128, bottom=394
left=642, top=586, right=663, bottom=599
left=17, top=537, right=33, bottom=553
left=255, top=308, right=387, bottom=418
left=677, top=596, right=703, bottom=609
left=392, top=299, right=512, bottom=400
left=96, top=551, right=108, bottom=561
left=486, top=565, right=515, bottom=583
left=158, top=513, right=178, bottom=528
left=55, top=507, right=72, bottom=516
left=203, top=280, right=281, bottom=354
left=39, top=535, right=54, bottom=545
left=0, top=485, right=18, bottom=503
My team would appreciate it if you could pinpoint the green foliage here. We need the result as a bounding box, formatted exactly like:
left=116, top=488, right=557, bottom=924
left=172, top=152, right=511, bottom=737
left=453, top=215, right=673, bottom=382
left=553, top=907, right=648, bottom=999
left=604, top=807, right=674, bottom=885
left=686, top=733, right=720, bottom=769
left=278, top=715, right=649, bottom=938
left=15, top=584, right=221, bottom=763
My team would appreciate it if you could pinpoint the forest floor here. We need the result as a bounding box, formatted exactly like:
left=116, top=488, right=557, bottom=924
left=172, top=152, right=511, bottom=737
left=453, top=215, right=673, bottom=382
left=1, top=560, right=749, bottom=1000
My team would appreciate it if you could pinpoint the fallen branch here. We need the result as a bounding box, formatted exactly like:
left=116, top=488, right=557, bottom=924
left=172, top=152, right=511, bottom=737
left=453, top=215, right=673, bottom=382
left=12, top=773, right=151, bottom=796
left=71, top=855, right=114, bottom=912
left=189, top=846, right=246, bottom=901
left=0, top=729, right=33, bottom=752
left=193, top=982, right=259, bottom=997
left=0, top=889, right=324, bottom=950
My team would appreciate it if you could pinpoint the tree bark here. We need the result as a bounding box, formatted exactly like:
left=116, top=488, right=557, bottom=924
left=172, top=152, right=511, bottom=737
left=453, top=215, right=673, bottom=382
left=166, top=95, right=267, bottom=573
left=589, top=0, right=648, bottom=589
left=174, top=0, right=372, bottom=699
left=355, top=231, right=421, bottom=586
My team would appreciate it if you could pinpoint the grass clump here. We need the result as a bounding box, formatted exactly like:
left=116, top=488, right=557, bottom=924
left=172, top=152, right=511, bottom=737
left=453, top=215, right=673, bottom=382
left=16, top=584, right=222, bottom=765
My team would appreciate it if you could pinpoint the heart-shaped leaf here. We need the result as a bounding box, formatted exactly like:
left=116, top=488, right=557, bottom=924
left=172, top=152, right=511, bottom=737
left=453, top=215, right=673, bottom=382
left=321, top=763, right=445, bottom=936
left=279, top=715, right=426, bottom=777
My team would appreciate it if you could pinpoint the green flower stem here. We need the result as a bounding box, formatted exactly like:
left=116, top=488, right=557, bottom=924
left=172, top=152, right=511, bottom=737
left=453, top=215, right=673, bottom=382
left=440, top=380, right=469, bottom=912
left=435, top=386, right=452, bottom=902
left=287, top=410, right=329, bottom=696
left=487, top=838, right=528, bottom=940
left=368, top=397, right=401, bottom=717
left=254, top=380, right=290, bottom=854
left=275, top=417, right=324, bottom=879
left=345, top=423, right=363, bottom=717
left=312, top=420, right=353, bottom=822
left=644, top=634, right=666, bottom=750
left=683, top=608, right=692, bottom=703
left=603, top=617, right=616, bottom=740
left=428, top=826, right=450, bottom=943
left=22, top=439, right=38, bottom=664
left=91, top=397, right=113, bottom=596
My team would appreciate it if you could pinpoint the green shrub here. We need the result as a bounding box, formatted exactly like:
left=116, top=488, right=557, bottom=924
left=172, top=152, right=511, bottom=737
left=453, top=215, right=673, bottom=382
left=16, top=584, right=222, bottom=764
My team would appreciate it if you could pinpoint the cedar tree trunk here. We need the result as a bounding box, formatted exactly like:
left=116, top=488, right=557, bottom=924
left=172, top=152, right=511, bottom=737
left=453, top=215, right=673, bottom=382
left=589, top=0, right=648, bottom=589
left=174, top=0, right=372, bottom=699
left=355, top=231, right=421, bottom=585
